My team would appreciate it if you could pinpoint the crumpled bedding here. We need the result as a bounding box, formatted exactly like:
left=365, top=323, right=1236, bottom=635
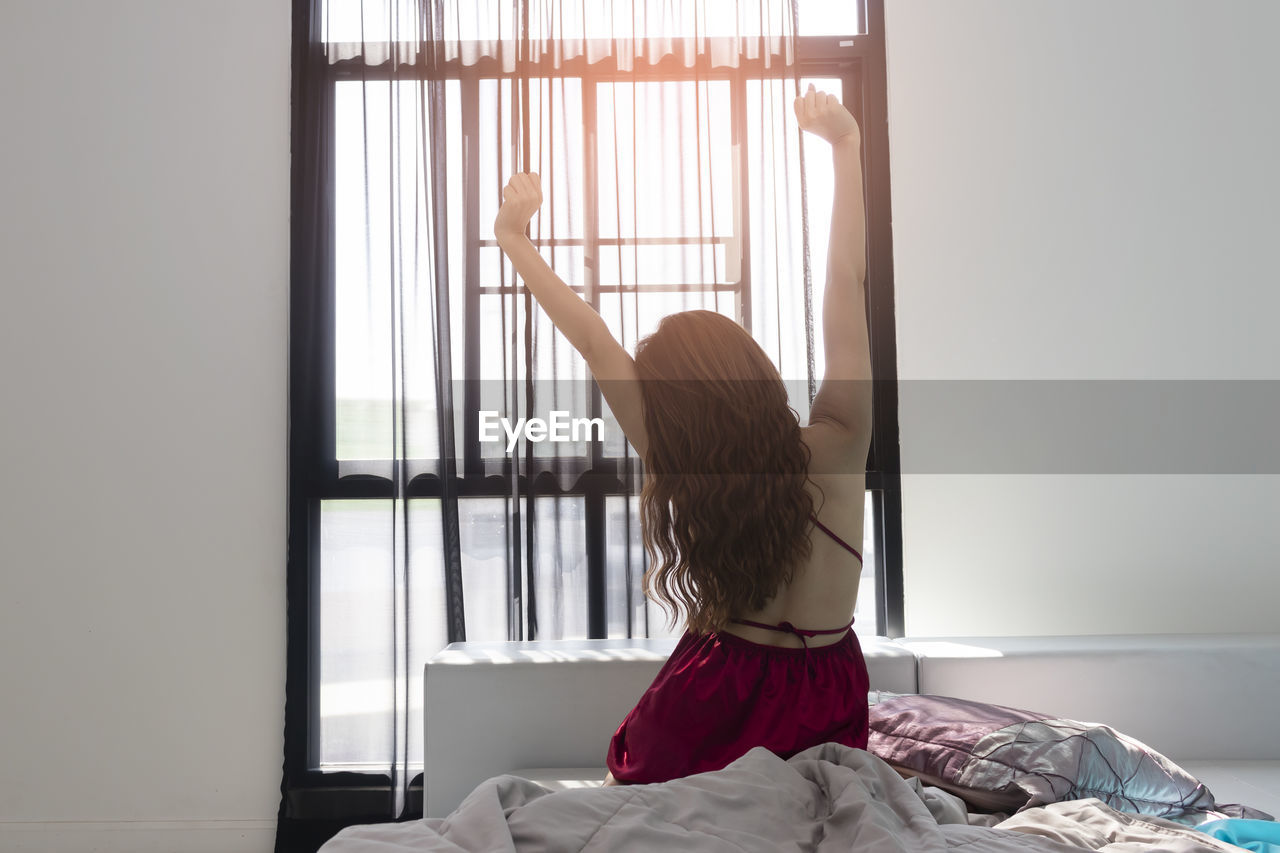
left=321, top=744, right=1250, bottom=852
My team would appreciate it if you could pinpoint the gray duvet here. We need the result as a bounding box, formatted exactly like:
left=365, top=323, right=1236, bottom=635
left=321, top=744, right=1245, bottom=852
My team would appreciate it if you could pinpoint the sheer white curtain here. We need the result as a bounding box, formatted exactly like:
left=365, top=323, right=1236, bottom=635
left=301, top=0, right=853, bottom=817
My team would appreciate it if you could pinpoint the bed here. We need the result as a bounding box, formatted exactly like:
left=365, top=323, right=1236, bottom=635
left=320, top=633, right=1280, bottom=851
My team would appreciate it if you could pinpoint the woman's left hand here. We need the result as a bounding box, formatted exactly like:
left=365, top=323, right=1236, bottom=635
left=794, top=84, right=860, bottom=147
left=494, top=172, right=543, bottom=240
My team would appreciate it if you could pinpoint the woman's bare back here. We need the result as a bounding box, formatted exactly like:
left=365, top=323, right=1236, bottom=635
left=719, top=420, right=868, bottom=649
left=721, top=87, right=873, bottom=648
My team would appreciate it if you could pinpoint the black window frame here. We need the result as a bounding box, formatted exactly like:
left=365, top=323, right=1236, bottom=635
left=282, top=0, right=901, bottom=841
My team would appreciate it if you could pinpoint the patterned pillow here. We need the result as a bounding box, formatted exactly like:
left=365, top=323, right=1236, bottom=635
left=866, top=693, right=1267, bottom=823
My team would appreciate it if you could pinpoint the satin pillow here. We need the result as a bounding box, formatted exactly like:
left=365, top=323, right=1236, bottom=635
left=866, top=692, right=1265, bottom=824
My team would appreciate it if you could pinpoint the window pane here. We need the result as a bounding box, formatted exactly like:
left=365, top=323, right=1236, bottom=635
left=746, top=75, right=843, bottom=421
left=459, top=497, right=510, bottom=639
left=597, top=80, right=734, bottom=241
left=533, top=497, right=589, bottom=639
left=334, top=80, right=448, bottom=463
left=799, top=0, right=864, bottom=36
left=316, top=499, right=447, bottom=771
left=480, top=247, right=589, bottom=383
left=477, top=292, right=594, bottom=460
left=606, top=495, right=681, bottom=639
left=598, top=291, right=735, bottom=350
left=458, top=497, right=592, bottom=640
left=799, top=75, right=843, bottom=400
left=856, top=491, right=878, bottom=634
left=598, top=241, right=729, bottom=288
left=478, top=78, right=584, bottom=240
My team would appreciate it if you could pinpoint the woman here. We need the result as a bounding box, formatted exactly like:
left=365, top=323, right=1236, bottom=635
left=494, top=85, right=872, bottom=785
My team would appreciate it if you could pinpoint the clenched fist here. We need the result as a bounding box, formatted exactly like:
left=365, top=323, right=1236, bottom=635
left=794, top=84, right=860, bottom=147
left=494, top=171, right=543, bottom=240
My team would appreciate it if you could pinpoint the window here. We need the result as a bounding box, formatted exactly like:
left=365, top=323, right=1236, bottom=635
left=283, top=0, right=900, bottom=842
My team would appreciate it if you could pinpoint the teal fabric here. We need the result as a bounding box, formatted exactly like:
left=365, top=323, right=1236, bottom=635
left=1197, top=818, right=1280, bottom=853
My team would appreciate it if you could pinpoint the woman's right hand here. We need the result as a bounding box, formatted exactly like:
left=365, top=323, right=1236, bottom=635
left=494, top=171, right=544, bottom=242
left=794, top=84, right=861, bottom=146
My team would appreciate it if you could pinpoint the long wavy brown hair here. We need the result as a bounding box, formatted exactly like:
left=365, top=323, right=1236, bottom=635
left=634, top=310, right=817, bottom=635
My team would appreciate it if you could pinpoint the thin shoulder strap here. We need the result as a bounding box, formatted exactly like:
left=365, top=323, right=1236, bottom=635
left=810, top=513, right=863, bottom=563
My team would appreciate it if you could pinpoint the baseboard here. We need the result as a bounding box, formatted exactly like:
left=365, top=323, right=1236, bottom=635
left=0, top=819, right=277, bottom=853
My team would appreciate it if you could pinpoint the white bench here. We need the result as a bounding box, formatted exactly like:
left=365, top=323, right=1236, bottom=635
left=422, top=633, right=1280, bottom=820
left=422, top=635, right=917, bottom=817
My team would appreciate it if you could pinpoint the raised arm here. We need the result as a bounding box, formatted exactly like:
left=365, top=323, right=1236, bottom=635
left=794, top=85, right=873, bottom=447
left=494, top=173, right=649, bottom=459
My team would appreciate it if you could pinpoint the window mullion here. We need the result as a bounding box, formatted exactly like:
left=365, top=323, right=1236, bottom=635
left=462, top=76, right=483, bottom=479
left=733, top=71, right=751, bottom=330
left=582, top=78, right=608, bottom=638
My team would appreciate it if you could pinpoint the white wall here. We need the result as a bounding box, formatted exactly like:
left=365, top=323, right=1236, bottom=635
left=884, top=1, right=1280, bottom=635
left=1, top=0, right=1277, bottom=848
left=0, top=2, right=288, bottom=852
